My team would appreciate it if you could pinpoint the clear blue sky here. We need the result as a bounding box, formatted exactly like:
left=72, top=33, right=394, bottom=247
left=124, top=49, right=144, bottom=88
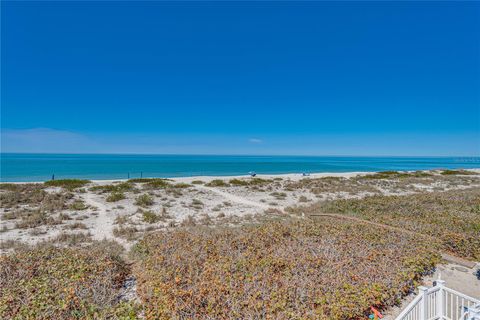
left=1, top=1, right=479, bottom=155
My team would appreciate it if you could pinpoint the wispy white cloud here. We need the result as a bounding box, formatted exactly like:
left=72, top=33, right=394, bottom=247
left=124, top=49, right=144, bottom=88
left=1, top=129, right=478, bottom=156
left=248, top=138, right=263, bottom=144
left=1, top=128, right=95, bottom=153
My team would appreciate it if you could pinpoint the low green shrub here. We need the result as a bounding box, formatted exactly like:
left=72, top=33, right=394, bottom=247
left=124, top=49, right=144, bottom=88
left=128, top=178, right=157, bottom=183
left=205, top=179, right=229, bottom=187
left=298, top=195, right=309, bottom=202
left=69, top=200, right=88, bottom=210
left=0, top=242, right=139, bottom=319
left=44, top=179, right=90, bottom=190
left=360, top=170, right=435, bottom=180
left=0, top=183, right=20, bottom=191
left=135, top=194, right=154, bottom=207
left=441, top=169, right=476, bottom=175
left=65, top=222, right=88, bottom=230
left=142, top=210, right=160, bottom=224
left=229, top=179, right=249, bottom=186
left=90, top=182, right=133, bottom=193
left=0, top=185, right=68, bottom=209
left=145, top=179, right=171, bottom=189
left=106, top=192, right=126, bottom=202
left=129, top=178, right=172, bottom=189
left=173, top=183, right=190, bottom=189
left=15, top=210, right=55, bottom=229
left=249, top=178, right=273, bottom=185
left=113, top=226, right=139, bottom=241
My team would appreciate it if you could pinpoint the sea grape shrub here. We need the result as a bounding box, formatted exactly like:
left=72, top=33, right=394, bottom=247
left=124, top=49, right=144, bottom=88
left=0, top=241, right=139, bottom=319
left=133, top=219, right=438, bottom=319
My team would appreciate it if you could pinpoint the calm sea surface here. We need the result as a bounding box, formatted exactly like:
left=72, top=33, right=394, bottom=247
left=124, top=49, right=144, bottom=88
left=1, top=153, right=479, bottom=182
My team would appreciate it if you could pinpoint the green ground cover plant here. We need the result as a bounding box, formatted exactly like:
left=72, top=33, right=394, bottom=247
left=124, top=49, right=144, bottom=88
left=1, top=174, right=477, bottom=319
left=132, top=219, right=438, bottom=319
left=292, top=188, right=480, bottom=260
left=0, top=241, right=139, bottom=319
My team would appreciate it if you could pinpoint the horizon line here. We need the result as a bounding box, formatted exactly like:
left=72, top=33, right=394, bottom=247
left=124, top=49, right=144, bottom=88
left=1, top=152, right=479, bottom=158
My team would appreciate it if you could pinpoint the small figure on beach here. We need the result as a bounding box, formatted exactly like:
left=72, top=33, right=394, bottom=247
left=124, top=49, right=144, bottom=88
left=249, top=171, right=257, bottom=177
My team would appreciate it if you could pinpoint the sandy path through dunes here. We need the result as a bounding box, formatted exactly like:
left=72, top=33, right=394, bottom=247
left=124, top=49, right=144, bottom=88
left=81, top=192, right=115, bottom=240
left=195, top=185, right=272, bottom=210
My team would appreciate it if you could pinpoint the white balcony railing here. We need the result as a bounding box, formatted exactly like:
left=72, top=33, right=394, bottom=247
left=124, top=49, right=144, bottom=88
left=395, top=279, right=480, bottom=320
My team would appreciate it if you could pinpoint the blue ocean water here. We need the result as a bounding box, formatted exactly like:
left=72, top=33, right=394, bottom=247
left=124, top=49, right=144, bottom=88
left=1, top=153, right=479, bottom=182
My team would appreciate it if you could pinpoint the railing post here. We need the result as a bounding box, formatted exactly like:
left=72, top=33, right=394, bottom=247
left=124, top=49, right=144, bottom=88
left=465, top=305, right=480, bottom=320
left=419, top=286, right=429, bottom=320
left=436, top=279, right=446, bottom=319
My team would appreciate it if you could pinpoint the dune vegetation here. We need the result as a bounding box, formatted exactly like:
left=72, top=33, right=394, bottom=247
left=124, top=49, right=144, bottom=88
left=0, top=171, right=479, bottom=319
left=132, top=219, right=438, bottom=319
left=289, top=188, right=480, bottom=260
left=0, top=241, right=139, bottom=319
left=44, top=179, right=91, bottom=190
left=0, top=218, right=441, bottom=319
